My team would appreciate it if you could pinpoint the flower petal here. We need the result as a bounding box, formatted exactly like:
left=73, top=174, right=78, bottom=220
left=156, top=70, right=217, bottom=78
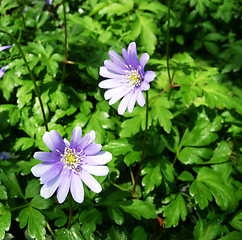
left=118, top=93, right=132, bottom=115
left=40, top=171, right=62, bottom=199
left=33, top=151, right=60, bottom=162
left=122, top=49, right=132, bottom=67
left=0, top=45, right=12, bottom=52
left=141, top=81, right=150, bottom=91
left=109, top=87, right=130, bottom=105
left=70, top=173, right=84, bottom=203
left=57, top=170, right=72, bottom=203
left=40, top=162, right=63, bottom=184
left=104, top=60, right=126, bottom=75
left=99, top=66, right=123, bottom=79
left=46, top=0, right=53, bottom=5
left=83, top=151, right=112, bottom=165
left=140, top=53, right=149, bottom=68
left=109, top=50, right=127, bottom=67
left=50, top=130, right=66, bottom=153
left=127, top=42, right=139, bottom=69
left=137, top=90, right=145, bottom=107
left=82, top=165, right=109, bottom=176
left=98, top=79, right=124, bottom=89
left=84, top=143, right=102, bottom=155
left=128, top=90, right=138, bottom=113
left=0, top=66, right=7, bottom=78
left=104, top=86, right=125, bottom=100
left=43, top=132, right=56, bottom=152
left=31, top=163, right=55, bottom=177
left=144, top=71, right=156, bottom=82
left=70, top=126, right=82, bottom=149
left=80, top=170, right=102, bottom=193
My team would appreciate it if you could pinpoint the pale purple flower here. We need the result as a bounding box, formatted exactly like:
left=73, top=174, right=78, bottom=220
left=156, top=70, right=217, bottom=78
left=31, top=127, right=112, bottom=204
left=99, top=42, right=156, bottom=115
left=0, top=152, right=18, bottom=159
left=46, top=0, right=53, bottom=5
left=0, top=65, right=7, bottom=78
left=0, top=45, right=12, bottom=52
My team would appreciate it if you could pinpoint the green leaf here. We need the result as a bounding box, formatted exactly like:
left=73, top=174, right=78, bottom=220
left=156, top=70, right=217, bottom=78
left=177, top=147, right=212, bottom=165
left=180, top=113, right=222, bottom=147
left=132, top=226, right=147, bottom=240
left=189, top=181, right=213, bottom=209
left=18, top=206, right=46, bottom=240
left=120, top=108, right=151, bottom=138
left=141, top=160, right=162, bottom=193
left=0, top=203, right=11, bottom=240
left=124, top=151, right=141, bottom=166
left=107, top=207, right=124, bottom=225
left=193, top=218, right=223, bottom=240
left=85, top=110, right=114, bottom=144
left=0, top=182, right=7, bottom=200
left=79, top=208, right=102, bottom=236
left=193, top=167, right=238, bottom=211
left=204, top=141, right=231, bottom=164
left=120, top=199, right=157, bottom=220
left=30, top=195, right=52, bottom=210
left=163, top=194, right=188, bottom=228
left=178, top=171, right=194, bottom=181
left=218, top=231, right=242, bottom=240
left=55, top=223, right=84, bottom=240
left=150, top=97, right=173, bottom=133
left=102, top=138, right=133, bottom=156
left=13, top=137, right=35, bottom=151
left=229, top=209, right=242, bottom=231
left=25, top=179, right=40, bottom=199
left=160, top=159, right=175, bottom=183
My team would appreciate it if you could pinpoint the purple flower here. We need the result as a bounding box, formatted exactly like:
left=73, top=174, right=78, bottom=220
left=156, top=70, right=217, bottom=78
left=31, top=127, right=112, bottom=204
left=0, top=65, right=7, bottom=78
left=0, top=152, right=17, bottom=159
left=46, top=0, right=53, bottom=5
left=0, top=45, right=12, bottom=52
left=99, top=42, right=156, bottom=115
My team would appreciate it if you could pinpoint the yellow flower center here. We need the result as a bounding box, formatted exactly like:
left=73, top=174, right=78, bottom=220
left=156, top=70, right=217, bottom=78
left=125, top=69, right=142, bottom=89
left=61, top=147, right=85, bottom=171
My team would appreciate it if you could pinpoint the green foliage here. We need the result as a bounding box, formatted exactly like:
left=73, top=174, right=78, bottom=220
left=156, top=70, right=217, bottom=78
left=0, top=0, right=241, bottom=239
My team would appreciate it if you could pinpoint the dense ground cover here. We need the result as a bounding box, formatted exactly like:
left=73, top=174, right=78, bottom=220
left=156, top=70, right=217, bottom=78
left=0, top=0, right=242, bottom=239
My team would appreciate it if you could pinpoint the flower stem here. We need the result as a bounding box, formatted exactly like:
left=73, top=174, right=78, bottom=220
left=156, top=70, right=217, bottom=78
left=67, top=194, right=73, bottom=229
left=63, top=0, right=68, bottom=63
left=16, top=0, right=29, bottom=42
left=166, top=0, right=173, bottom=86
left=0, top=29, right=49, bottom=132
left=61, top=0, right=68, bottom=83
left=46, top=222, right=56, bottom=239
left=132, top=91, right=149, bottom=198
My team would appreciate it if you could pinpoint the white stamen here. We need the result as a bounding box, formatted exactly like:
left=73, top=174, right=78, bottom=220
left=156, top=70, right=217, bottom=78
left=124, top=69, right=142, bottom=89
left=61, top=147, right=85, bottom=171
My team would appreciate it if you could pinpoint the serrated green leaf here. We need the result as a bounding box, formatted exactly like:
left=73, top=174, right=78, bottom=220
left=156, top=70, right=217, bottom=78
left=189, top=181, right=212, bottom=209
left=79, top=208, right=102, bottom=236
left=180, top=113, right=222, bottom=147
left=124, top=151, right=141, bottom=166
left=218, top=231, right=242, bottom=240
left=55, top=222, right=84, bottom=240
left=25, top=179, right=40, bottom=199
left=0, top=203, right=11, bottom=240
left=141, top=161, right=162, bottom=193
left=177, top=147, right=212, bottom=165
left=194, top=167, right=238, bottom=211
left=13, top=137, right=35, bottom=151
left=229, top=209, right=242, bottom=231
left=120, top=199, right=157, bottom=220
left=193, top=218, right=223, bottom=240
left=107, top=207, right=124, bottom=225
left=30, top=195, right=52, bottom=210
left=178, top=171, right=194, bottom=181
left=132, top=226, right=147, bottom=240
left=151, top=97, right=173, bottom=133
left=163, top=194, right=188, bottom=228
left=0, top=182, right=7, bottom=200
left=18, top=207, right=46, bottom=240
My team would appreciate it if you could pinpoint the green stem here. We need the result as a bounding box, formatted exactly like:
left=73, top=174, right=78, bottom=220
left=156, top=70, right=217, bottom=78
left=9, top=204, right=29, bottom=212
left=0, top=29, right=49, bottom=132
left=16, top=0, right=29, bottom=42
left=46, top=222, right=56, bottom=239
left=67, top=194, right=73, bottom=229
left=61, top=0, right=68, bottom=83
left=132, top=91, right=149, bottom=198
left=63, top=0, right=68, bottom=62
left=166, top=0, right=173, bottom=86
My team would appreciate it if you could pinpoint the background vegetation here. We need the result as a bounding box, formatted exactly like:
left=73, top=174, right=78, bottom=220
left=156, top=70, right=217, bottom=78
left=0, top=0, right=242, bottom=239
